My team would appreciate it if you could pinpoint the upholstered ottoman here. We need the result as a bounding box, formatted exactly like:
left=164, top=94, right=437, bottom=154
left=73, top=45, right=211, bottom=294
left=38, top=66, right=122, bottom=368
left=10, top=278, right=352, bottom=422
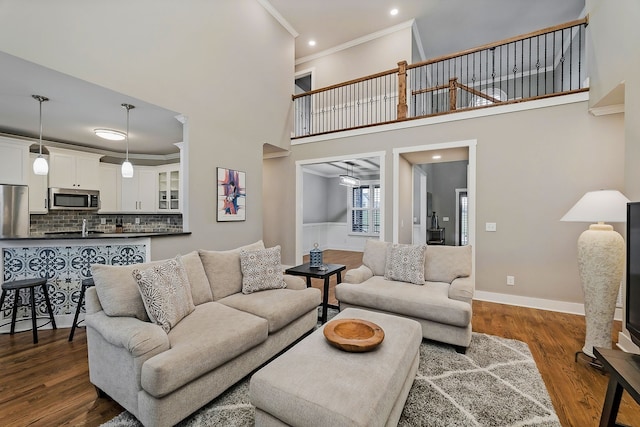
left=249, top=308, right=422, bottom=427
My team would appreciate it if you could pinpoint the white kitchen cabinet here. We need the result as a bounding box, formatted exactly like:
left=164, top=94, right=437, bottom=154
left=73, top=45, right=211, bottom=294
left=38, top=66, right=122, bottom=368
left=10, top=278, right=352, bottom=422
left=47, top=147, right=103, bottom=190
left=157, top=164, right=180, bottom=212
left=98, top=163, right=121, bottom=212
left=0, top=136, right=31, bottom=185
left=28, top=153, right=49, bottom=214
left=121, top=166, right=157, bottom=212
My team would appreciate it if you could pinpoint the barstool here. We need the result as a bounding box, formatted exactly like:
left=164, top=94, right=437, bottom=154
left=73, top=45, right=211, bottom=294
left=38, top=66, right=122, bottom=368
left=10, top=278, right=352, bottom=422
left=0, top=277, right=57, bottom=344
left=68, top=278, right=95, bottom=342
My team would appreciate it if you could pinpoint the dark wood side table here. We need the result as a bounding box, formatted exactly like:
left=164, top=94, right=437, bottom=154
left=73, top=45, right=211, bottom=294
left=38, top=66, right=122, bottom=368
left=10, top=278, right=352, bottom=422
left=285, top=263, right=345, bottom=324
left=594, top=347, right=640, bottom=427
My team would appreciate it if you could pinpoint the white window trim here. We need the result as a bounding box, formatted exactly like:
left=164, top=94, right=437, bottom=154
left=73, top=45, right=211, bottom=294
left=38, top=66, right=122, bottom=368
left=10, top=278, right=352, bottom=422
left=348, top=180, right=380, bottom=237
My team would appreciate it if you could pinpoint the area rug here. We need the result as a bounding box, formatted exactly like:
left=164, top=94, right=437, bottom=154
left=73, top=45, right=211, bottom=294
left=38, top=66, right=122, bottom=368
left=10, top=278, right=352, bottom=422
left=101, top=331, right=559, bottom=427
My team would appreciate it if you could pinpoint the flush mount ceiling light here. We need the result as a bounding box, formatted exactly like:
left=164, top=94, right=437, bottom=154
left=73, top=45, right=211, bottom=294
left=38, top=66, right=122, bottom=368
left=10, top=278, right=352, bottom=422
left=308, top=40, right=316, bottom=46
left=32, top=94, right=49, bottom=175
left=121, top=103, right=135, bottom=178
left=94, top=128, right=126, bottom=141
left=339, top=162, right=361, bottom=187
left=390, top=8, right=399, bottom=16
left=432, top=155, right=442, bottom=160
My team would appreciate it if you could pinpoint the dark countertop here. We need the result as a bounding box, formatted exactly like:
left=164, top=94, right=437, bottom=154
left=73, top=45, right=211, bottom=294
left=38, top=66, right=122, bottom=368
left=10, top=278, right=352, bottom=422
left=0, top=232, right=191, bottom=241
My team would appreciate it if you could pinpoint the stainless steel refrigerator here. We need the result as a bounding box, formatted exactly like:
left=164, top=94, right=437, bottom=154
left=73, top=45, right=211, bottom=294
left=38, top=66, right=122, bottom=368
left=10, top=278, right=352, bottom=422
left=0, top=184, right=29, bottom=238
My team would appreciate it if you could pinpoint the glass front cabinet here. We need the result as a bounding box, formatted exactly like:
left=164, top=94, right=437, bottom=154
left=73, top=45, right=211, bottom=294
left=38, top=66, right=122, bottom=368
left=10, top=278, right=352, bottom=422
left=158, top=165, right=180, bottom=212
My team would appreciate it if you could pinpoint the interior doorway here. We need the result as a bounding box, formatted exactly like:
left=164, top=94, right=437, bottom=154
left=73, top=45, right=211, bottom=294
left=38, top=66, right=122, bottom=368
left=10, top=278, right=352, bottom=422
left=393, top=140, right=476, bottom=275
left=295, top=69, right=314, bottom=137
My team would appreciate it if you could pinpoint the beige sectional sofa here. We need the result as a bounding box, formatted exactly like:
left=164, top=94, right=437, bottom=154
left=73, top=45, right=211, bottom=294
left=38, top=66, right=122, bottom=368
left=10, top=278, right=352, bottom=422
left=85, top=241, right=321, bottom=427
left=335, top=240, right=473, bottom=352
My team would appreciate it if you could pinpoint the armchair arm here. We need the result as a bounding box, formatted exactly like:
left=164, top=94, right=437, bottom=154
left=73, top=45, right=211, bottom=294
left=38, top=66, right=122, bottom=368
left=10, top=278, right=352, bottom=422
left=85, top=311, right=170, bottom=358
left=283, top=274, right=306, bottom=290
left=448, top=276, right=474, bottom=304
left=344, top=265, right=374, bottom=284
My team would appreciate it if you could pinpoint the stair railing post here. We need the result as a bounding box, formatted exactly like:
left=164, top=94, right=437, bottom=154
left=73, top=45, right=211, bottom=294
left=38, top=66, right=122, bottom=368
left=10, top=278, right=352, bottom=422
left=449, top=78, right=458, bottom=111
left=397, top=61, right=408, bottom=120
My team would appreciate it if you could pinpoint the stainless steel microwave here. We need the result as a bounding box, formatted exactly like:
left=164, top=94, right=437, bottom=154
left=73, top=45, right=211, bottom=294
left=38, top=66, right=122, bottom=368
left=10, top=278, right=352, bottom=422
left=49, top=187, right=100, bottom=210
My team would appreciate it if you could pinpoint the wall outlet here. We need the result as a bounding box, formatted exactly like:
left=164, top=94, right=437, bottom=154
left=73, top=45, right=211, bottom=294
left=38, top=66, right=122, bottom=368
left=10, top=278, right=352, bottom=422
left=486, top=222, right=497, bottom=232
left=443, top=216, right=449, bottom=222
left=167, top=218, right=171, bottom=224
left=135, top=217, right=140, bottom=225
left=100, top=218, right=106, bottom=225
left=507, top=276, right=515, bottom=286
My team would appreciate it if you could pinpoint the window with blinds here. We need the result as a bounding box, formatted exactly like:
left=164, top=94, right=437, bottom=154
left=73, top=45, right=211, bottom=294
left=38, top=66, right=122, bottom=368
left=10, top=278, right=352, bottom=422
left=350, top=183, right=380, bottom=234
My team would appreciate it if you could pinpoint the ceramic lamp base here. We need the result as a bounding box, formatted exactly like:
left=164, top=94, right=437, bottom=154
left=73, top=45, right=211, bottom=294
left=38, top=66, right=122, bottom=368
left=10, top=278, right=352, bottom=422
left=577, top=223, right=624, bottom=358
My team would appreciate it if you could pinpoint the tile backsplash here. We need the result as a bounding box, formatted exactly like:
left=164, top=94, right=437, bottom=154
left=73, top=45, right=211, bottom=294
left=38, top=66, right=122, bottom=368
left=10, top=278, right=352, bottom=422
left=30, top=211, right=183, bottom=235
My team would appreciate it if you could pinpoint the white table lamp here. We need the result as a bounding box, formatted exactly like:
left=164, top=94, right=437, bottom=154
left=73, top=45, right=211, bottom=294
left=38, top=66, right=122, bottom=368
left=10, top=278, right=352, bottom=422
left=561, top=190, right=630, bottom=364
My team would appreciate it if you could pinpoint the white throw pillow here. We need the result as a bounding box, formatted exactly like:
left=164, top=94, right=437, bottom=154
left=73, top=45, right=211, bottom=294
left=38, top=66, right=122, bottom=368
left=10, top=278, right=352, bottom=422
left=384, top=244, right=427, bottom=285
left=132, top=255, right=195, bottom=333
left=240, top=246, right=287, bottom=294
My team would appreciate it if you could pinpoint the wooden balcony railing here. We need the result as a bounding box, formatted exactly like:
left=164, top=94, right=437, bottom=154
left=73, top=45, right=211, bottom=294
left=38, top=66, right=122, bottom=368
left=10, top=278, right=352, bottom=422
left=292, top=17, right=588, bottom=139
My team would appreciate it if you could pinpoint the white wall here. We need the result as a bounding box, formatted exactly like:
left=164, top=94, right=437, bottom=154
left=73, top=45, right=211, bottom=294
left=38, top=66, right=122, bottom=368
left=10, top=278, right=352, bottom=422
left=0, top=0, right=295, bottom=259
left=587, top=0, right=640, bottom=352
left=265, top=99, right=624, bottom=306
left=295, top=26, right=412, bottom=89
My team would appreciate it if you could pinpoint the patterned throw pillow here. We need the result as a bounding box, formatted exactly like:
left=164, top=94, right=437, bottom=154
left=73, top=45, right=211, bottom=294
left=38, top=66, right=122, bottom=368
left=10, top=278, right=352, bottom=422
left=132, top=255, right=195, bottom=333
left=384, top=244, right=427, bottom=285
left=240, top=246, right=287, bottom=294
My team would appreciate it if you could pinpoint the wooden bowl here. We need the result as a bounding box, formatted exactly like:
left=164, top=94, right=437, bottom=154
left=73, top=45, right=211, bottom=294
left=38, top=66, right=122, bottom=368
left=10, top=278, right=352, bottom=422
left=323, top=318, right=384, bottom=352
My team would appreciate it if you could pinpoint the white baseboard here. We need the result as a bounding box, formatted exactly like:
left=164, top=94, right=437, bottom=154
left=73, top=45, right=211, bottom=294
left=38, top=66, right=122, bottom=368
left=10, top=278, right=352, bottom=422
left=474, top=290, right=623, bottom=321
left=617, top=331, right=640, bottom=353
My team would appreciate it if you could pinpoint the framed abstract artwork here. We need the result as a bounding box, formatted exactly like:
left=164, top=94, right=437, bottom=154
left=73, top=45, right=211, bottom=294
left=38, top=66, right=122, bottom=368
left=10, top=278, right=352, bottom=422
left=217, top=167, right=246, bottom=222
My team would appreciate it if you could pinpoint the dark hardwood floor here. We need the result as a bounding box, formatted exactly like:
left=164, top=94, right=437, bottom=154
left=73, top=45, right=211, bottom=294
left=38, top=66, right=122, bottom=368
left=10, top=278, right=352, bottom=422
left=1, top=249, right=639, bottom=426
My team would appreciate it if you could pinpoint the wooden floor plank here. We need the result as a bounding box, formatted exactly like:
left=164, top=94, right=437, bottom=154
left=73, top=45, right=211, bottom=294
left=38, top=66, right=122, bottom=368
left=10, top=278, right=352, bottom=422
left=0, top=249, right=638, bottom=426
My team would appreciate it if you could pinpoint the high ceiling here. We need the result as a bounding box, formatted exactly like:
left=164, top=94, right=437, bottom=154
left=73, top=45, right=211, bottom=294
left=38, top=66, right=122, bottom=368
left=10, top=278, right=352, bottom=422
left=0, top=1, right=584, bottom=157
left=270, top=0, right=585, bottom=61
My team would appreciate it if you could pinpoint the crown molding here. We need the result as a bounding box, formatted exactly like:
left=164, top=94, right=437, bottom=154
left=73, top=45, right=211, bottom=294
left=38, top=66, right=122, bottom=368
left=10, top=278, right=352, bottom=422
left=257, top=0, right=299, bottom=38
left=295, top=19, right=415, bottom=66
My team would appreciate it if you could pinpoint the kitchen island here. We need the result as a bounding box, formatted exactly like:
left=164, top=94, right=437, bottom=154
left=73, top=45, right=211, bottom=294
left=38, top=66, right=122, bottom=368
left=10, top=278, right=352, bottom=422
left=0, top=232, right=189, bottom=333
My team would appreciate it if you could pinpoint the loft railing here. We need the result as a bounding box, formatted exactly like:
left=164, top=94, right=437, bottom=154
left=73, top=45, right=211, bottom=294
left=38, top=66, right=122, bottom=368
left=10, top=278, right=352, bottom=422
left=292, top=18, right=588, bottom=139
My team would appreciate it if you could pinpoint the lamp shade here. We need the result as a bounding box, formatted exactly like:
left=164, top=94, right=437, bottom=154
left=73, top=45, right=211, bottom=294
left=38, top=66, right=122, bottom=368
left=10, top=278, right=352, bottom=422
left=32, top=155, right=49, bottom=175
left=560, top=190, right=630, bottom=223
left=339, top=175, right=360, bottom=187
left=121, top=160, right=134, bottom=178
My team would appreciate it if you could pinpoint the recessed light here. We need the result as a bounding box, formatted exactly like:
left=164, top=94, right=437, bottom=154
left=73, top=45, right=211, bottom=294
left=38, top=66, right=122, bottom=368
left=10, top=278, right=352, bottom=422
left=308, top=40, right=316, bottom=47
left=94, top=129, right=126, bottom=141
left=390, top=8, right=399, bottom=16
left=432, top=155, right=442, bottom=160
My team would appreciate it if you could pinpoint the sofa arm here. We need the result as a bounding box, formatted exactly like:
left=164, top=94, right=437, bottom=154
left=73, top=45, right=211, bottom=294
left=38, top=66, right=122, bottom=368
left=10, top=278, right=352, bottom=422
left=344, top=265, right=374, bottom=284
left=283, top=274, right=306, bottom=290
left=85, top=311, right=170, bottom=358
left=449, top=276, right=474, bottom=304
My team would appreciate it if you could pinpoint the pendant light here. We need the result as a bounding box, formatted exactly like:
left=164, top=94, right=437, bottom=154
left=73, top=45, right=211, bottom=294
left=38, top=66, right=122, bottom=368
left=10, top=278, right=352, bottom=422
left=339, top=162, right=360, bottom=187
left=121, top=103, right=135, bottom=178
left=32, top=95, right=49, bottom=175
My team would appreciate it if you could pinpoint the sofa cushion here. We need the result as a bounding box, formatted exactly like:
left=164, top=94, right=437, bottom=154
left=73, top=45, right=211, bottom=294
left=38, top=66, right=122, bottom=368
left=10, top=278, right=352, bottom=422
left=91, top=251, right=214, bottom=320
left=362, top=239, right=390, bottom=276
left=219, top=287, right=321, bottom=333
left=91, top=263, right=150, bottom=321
left=384, top=244, right=427, bottom=285
left=336, top=276, right=471, bottom=327
left=180, top=251, right=213, bottom=305
left=424, top=245, right=472, bottom=283
left=133, top=256, right=196, bottom=333
left=199, top=240, right=265, bottom=300
left=141, top=302, right=268, bottom=397
left=240, top=246, right=287, bottom=294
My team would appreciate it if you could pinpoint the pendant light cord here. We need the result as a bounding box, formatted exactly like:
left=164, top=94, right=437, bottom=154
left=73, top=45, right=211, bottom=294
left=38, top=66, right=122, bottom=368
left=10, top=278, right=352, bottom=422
left=121, top=103, right=135, bottom=161
left=32, top=95, right=49, bottom=155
